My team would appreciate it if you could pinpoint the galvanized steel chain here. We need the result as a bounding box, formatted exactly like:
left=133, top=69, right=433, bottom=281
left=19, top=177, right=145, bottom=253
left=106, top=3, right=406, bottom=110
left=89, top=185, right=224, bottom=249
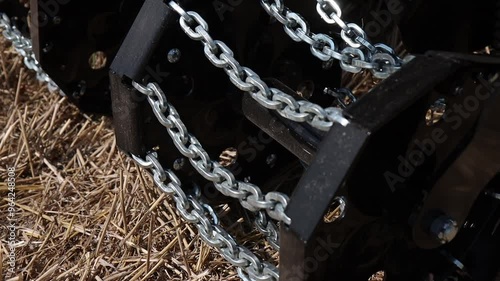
left=0, top=13, right=60, bottom=93
left=132, top=152, right=279, bottom=281
left=132, top=81, right=292, bottom=227
left=168, top=1, right=349, bottom=132
left=255, top=210, right=280, bottom=250
left=260, top=0, right=403, bottom=79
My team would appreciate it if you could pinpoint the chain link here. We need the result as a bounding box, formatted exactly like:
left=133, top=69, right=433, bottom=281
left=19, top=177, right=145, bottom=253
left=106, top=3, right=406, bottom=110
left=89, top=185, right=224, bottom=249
left=132, top=152, right=279, bottom=281
left=255, top=211, right=280, bottom=250
left=133, top=81, right=292, bottom=226
left=1, top=12, right=279, bottom=279
left=168, top=1, right=349, bottom=132
left=134, top=79, right=284, bottom=251
left=136, top=34, right=283, bottom=247
left=259, top=0, right=403, bottom=79
left=317, top=0, right=404, bottom=78
left=0, top=13, right=61, bottom=93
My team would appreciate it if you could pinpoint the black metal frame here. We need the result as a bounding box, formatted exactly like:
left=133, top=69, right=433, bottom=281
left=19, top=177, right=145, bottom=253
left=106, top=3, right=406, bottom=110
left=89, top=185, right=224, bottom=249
left=280, top=53, right=500, bottom=280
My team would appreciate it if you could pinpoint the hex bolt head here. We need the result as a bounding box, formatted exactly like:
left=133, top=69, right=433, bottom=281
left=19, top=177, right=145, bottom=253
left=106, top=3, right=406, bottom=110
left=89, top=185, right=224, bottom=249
left=430, top=215, right=459, bottom=244
left=167, top=48, right=181, bottom=63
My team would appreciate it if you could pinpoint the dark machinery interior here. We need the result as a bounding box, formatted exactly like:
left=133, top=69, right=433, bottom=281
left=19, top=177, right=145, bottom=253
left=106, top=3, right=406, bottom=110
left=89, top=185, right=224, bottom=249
left=2, top=0, right=500, bottom=280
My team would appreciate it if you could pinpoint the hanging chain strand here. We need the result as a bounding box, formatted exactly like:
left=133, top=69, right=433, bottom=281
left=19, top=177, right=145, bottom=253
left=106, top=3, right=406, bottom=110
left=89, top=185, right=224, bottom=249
left=260, top=0, right=403, bottom=79
left=132, top=81, right=292, bottom=226
left=191, top=186, right=280, bottom=250
left=0, top=13, right=61, bottom=93
left=132, top=152, right=279, bottom=281
left=168, top=1, right=349, bottom=132
left=316, top=0, right=403, bottom=78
